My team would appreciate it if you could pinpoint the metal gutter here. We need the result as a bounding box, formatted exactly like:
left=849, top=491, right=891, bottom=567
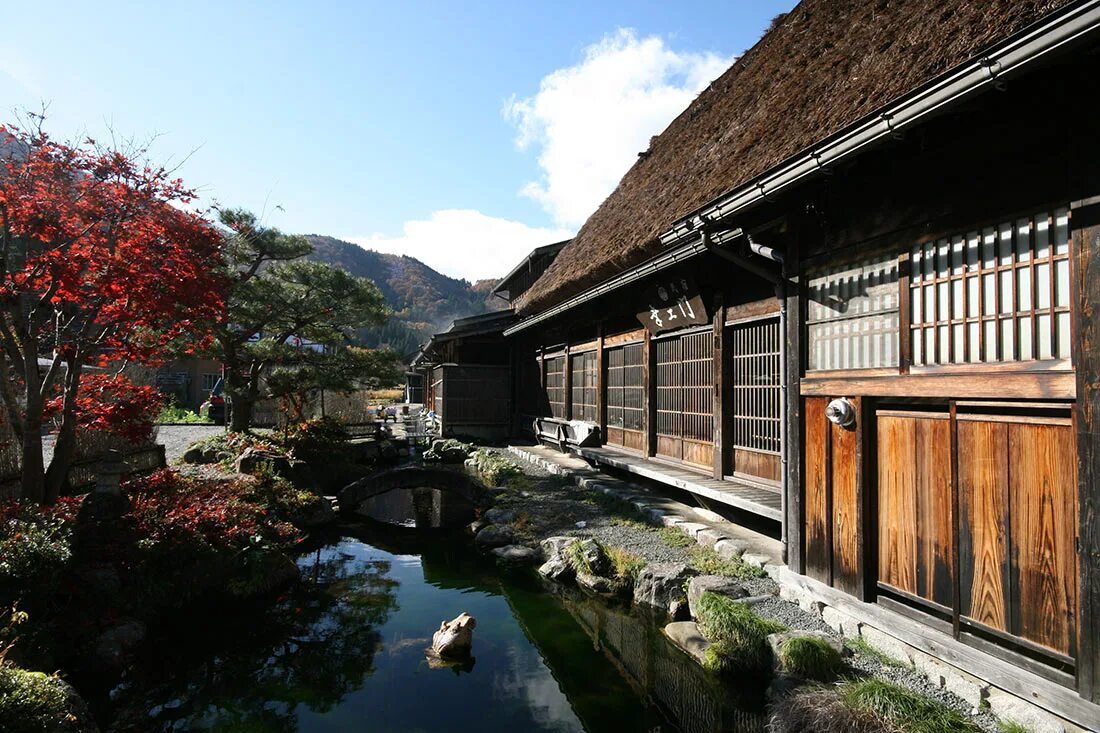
left=507, top=0, right=1100, bottom=334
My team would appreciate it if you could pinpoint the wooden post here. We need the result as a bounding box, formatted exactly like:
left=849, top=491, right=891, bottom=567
left=713, top=292, right=726, bottom=480
left=596, top=323, right=606, bottom=442
left=644, top=329, right=656, bottom=457
left=564, top=344, right=573, bottom=420
left=785, top=227, right=806, bottom=573
left=1072, top=200, right=1100, bottom=704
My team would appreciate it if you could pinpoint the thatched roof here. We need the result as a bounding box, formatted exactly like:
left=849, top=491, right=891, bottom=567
left=517, top=0, right=1073, bottom=314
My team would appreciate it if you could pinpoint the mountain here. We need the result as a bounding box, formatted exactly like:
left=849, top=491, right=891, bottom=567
left=302, top=235, right=504, bottom=359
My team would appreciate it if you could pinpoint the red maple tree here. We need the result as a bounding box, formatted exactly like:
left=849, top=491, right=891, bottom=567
left=0, top=120, right=225, bottom=503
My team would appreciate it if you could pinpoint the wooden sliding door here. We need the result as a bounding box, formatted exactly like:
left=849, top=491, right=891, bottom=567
left=605, top=342, right=645, bottom=452
left=728, top=316, right=782, bottom=484
left=655, top=330, right=712, bottom=470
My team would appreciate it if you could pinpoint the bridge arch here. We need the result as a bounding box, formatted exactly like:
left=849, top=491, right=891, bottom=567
left=338, top=465, right=487, bottom=512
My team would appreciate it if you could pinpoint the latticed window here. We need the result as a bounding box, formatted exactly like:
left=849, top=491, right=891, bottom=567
left=909, top=208, right=1071, bottom=366
left=730, top=317, right=781, bottom=454
left=606, top=343, right=644, bottom=430
left=570, top=350, right=597, bottom=422
left=656, top=331, right=713, bottom=442
left=544, top=355, right=566, bottom=418
left=807, top=255, right=899, bottom=370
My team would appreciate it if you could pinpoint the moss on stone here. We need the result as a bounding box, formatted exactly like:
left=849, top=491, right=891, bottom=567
left=0, top=666, right=90, bottom=733
left=695, top=592, right=786, bottom=673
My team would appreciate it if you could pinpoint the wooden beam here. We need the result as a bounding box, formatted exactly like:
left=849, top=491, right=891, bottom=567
left=713, top=292, right=726, bottom=480
left=800, top=371, right=1076, bottom=400
left=785, top=229, right=805, bottom=574
left=564, top=344, right=573, bottom=421
left=1072, top=201, right=1100, bottom=704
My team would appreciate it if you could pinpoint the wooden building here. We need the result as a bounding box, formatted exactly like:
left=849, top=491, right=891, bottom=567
left=444, top=0, right=1100, bottom=725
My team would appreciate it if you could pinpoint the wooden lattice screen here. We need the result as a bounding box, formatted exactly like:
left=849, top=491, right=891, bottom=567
left=730, top=318, right=782, bottom=455
left=606, top=343, right=645, bottom=431
left=570, top=350, right=597, bottom=422
left=544, top=355, right=566, bottom=419
left=656, top=330, right=712, bottom=467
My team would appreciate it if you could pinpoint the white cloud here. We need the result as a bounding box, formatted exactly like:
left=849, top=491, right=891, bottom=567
left=505, top=28, right=733, bottom=229
left=345, top=209, right=572, bottom=282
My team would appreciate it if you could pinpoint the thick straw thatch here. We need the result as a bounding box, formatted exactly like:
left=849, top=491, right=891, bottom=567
left=517, top=0, right=1072, bottom=314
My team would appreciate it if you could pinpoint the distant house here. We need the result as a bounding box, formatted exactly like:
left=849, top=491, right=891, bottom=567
left=424, top=1, right=1100, bottom=726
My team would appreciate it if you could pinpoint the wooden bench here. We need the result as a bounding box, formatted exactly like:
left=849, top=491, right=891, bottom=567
left=532, top=417, right=601, bottom=452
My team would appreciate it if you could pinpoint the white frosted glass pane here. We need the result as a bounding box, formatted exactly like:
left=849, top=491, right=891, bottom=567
left=952, top=279, right=964, bottom=318
left=968, top=322, right=980, bottom=362
left=1016, top=220, right=1031, bottom=261
left=938, top=282, right=950, bottom=320
left=938, top=326, right=949, bottom=362
left=999, top=224, right=1013, bottom=265
left=1057, top=312, right=1071, bottom=359
left=1037, top=314, right=1053, bottom=360
left=983, top=273, right=997, bottom=315
left=953, top=324, right=964, bottom=363
left=911, top=249, right=922, bottom=282
left=924, top=285, right=935, bottom=321
left=1001, top=319, right=1015, bottom=360
left=912, top=328, right=922, bottom=365
left=911, top=288, right=922, bottom=325
left=1055, top=259, right=1070, bottom=308
left=952, top=236, right=965, bottom=274
left=1018, top=317, right=1032, bottom=360
left=999, top=270, right=1012, bottom=315
left=925, top=328, right=935, bottom=365
left=1036, top=262, right=1051, bottom=309
left=1035, top=216, right=1050, bottom=259
left=1054, top=209, right=1069, bottom=255
left=1017, top=267, right=1031, bottom=310
left=967, top=276, right=979, bottom=318
left=984, top=321, right=997, bottom=362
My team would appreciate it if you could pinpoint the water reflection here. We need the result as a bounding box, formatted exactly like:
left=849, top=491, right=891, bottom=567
left=357, top=487, right=476, bottom=529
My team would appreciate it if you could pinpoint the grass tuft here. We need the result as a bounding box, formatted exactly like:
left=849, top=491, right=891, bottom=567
left=657, top=526, right=695, bottom=548
left=606, top=545, right=646, bottom=585
left=688, top=545, right=765, bottom=579
left=695, top=591, right=786, bottom=673
left=779, top=635, right=843, bottom=681
left=838, top=678, right=982, bottom=733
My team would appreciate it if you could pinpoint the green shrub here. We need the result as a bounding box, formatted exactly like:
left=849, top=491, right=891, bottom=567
left=689, top=545, right=765, bottom=579
left=779, top=635, right=843, bottom=681
left=156, top=403, right=212, bottom=424
left=467, top=449, right=524, bottom=486
left=0, top=508, right=73, bottom=597
left=838, top=679, right=982, bottom=733
left=695, top=592, right=786, bottom=673
left=0, top=666, right=80, bottom=733
left=284, top=416, right=350, bottom=459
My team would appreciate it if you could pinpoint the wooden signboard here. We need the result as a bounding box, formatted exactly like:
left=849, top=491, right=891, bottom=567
left=636, top=276, right=708, bottom=334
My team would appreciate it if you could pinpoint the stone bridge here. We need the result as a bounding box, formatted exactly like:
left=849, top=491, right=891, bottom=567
left=338, top=465, right=487, bottom=513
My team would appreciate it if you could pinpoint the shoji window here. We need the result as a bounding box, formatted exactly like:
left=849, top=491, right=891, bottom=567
left=807, top=255, right=900, bottom=370
left=544, top=355, right=566, bottom=418
left=655, top=331, right=713, bottom=443
left=606, top=343, right=644, bottom=431
left=909, top=208, right=1071, bottom=366
left=570, top=350, right=597, bottom=422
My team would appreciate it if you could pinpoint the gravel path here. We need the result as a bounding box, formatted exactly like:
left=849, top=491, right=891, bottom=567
left=155, top=424, right=225, bottom=463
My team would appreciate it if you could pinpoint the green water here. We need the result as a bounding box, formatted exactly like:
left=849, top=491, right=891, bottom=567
left=100, top=525, right=767, bottom=732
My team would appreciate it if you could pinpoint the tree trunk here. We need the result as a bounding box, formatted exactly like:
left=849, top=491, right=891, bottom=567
left=230, top=395, right=253, bottom=432
left=43, top=363, right=83, bottom=505
left=19, top=405, right=45, bottom=504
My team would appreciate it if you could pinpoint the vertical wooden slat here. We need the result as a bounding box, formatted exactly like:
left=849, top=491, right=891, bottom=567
left=804, top=397, right=830, bottom=584
left=832, top=397, right=860, bottom=596
left=644, top=329, right=655, bottom=457
left=713, top=295, right=726, bottom=480
left=878, top=414, right=918, bottom=596
left=597, top=325, right=606, bottom=439
left=786, top=232, right=804, bottom=573
left=1072, top=202, right=1100, bottom=702
left=563, top=345, right=572, bottom=420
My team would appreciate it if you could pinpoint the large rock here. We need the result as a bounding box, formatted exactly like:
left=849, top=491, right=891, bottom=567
left=664, top=621, right=711, bottom=666
left=634, top=563, right=698, bottom=618
left=431, top=612, right=477, bottom=658
left=538, top=556, right=575, bottom=583
left=572, top=539, right=610, bottom=576
left=576, top=571, right=615, bottom=595
left=474, top=524, right=515, bottom=548
left=483, top=507, right=516, bottom=524
left=492, top=544, right=541, bottom=564
left=181, top=445, right=217, bottom=464
left=540, top=536, right=579, bottom=558
left=687, top=575, right=748, bottom=619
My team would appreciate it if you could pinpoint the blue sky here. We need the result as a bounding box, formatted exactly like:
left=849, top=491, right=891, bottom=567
left=1, top=1, right=794, bottom=281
